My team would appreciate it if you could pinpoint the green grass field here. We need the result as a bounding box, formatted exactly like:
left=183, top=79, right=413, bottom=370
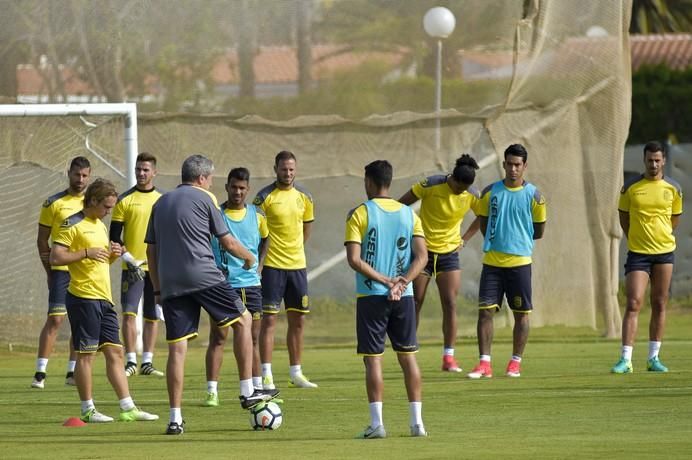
left=1, top=305, right=691, bottom=459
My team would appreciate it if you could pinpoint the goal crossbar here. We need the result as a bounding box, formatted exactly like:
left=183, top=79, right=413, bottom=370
left=0, top=103, right=138, bottom=187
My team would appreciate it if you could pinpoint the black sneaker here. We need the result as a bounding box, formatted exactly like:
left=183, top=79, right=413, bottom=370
left=239, top=388, right=280, bottom=410
left=140, top=363, right=164, bottom=377
left=65, top=371, right=76, bottom=386
left=166, top=421, right=185, bottom=435
left=125, top=362, right=137, bottom=377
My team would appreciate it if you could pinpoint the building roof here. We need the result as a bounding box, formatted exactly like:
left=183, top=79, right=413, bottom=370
left=16, top=45, right=405, bottom=99
left=211, top=45, right=406, bottom=84
left=16, top=64, right=96, bottom=97
left=458, top=34, right=691, bottom=80
left=630, top=33, right=692, bottom=70
left=14, top=35, right=692, bottom=99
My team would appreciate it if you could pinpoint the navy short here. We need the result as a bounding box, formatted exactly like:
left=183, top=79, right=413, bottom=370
left=261, top=267, right=309, bottom=314
left=478, top=264, right=533, bottom=313
left=356, top=295, right=418, bottom=355
left=625, top=251, right=675, bottom=275
left=65, top=292, right=121, bottom=353
left=235, top=285, right=263, bottom=320
left=48, top=270, right=70, bottom=315
left=162, top=281, right=247, bottom=342
left=120, top=271, right=157, bottom=321
left=422, top=250, right=460, bottom=277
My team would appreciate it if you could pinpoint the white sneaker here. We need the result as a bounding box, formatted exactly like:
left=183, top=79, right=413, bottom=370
left=262, top=375, right=276, bottom=390
left=410, top=424, right=428, bottom=437
left=288, top=373, right=318, bottom=388
left=81, top=409, right=114, bottom=423
left=31, top=373, right=46, bottom=389
left=356, top=424, right=386, bottom=439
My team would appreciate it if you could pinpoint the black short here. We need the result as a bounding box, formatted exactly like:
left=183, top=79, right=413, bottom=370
left=422, top=251, right=460, bottom=277
left=261, top=267, right=309, bottom=314
left=66, top=292, right=121, bottom=353
left=121, top=271, right=157, bottom=321
left=162, top=282, right=247, bottom=342
left=48, top=270, right=70, bottom=315
left=478, top=264, right=532, bottom=313
left=235, top=286, right=263, bottom=320
left=356, top=295, right=418, bottom=355
left=624, top=251, right=674, bottom=275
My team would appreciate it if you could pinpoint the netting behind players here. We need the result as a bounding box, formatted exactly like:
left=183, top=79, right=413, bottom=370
left=0, top=1, right=640, bottom=345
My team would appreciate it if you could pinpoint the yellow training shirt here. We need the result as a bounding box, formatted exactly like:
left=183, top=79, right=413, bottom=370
left=411, top=175, right=481, bottom=253
left=254, top=183, right=314, bottom=269
left=619, top=174, right=683, bottom=254
left=39, top=191, right=85, bottom=271
left=111, top=186, right=162, bottom=270
left=53, top=212, right=113, bottom=303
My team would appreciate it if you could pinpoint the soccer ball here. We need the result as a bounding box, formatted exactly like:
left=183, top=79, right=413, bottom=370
left=249, top=401, right=282, bottom=430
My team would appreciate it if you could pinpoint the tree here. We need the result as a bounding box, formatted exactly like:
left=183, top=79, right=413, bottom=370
left=314, top=0, right=494, bottom=81
left=296, top=0, right=313, bottom=94
left=69, top=0, right=143, bottom=102
left=7, top=0, right=76, bottom=102
left=148, top=0, right=231, bottom=110
left=630, top=0, right=692, bottom=33
left=0, top=0, right=29, bottom=99
left=233, top=0, right=257, bottom=99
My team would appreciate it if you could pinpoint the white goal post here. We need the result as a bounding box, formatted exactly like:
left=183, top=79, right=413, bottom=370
left=0, top=103, right=143, bottom=350
left=0, top=103, right=138, bottom=188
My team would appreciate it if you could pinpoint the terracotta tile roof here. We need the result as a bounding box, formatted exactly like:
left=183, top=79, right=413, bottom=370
left=457, top=34, right=691, bottom=79
left=16, top=64, right=160, bottom=98
left=211, top=45, right=405, bottom=84
left=14, top=35, right=691, bottom=97
left=16, top=64, right=95, bottom=96
left=630, top=33, right=692, bottom=70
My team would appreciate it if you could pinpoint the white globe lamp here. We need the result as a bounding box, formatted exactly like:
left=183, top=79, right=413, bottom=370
left=423, top=7, right=456, bottom=150
left=423, top=7, right=456, bottom=38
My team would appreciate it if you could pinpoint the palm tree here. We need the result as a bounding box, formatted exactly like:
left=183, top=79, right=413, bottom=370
left=630, top=0, right=692, bottom=33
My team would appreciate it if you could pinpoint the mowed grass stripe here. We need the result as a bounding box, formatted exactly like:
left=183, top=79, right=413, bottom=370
left=1, top=310, right=691, bottom=459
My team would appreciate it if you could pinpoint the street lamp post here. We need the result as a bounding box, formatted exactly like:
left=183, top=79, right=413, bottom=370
left=423, top=7, right=456, bottom=151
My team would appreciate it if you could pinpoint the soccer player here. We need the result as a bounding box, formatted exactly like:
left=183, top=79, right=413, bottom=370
left=467, top=144, right=546, bottom=379
left=204, top=167, right=269, bottom=407
left=145, top=155, right=278, bottom=435
left=32, top=156, right=91, bottom=389
left=110, top=152, right=164, bottom=378
left=254, top=151, right=316, bottom=389
left=345, top=160, right=429, bottom=439
left=399, top=154, right=481, bottom=373
left=49, top=178, right=158, bottom=423
left=611, top=141, right=683, bottom=374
